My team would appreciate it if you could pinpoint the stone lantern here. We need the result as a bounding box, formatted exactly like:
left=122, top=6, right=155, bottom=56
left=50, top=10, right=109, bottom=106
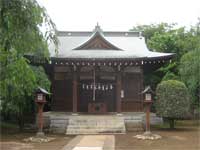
left=142, top=86, right=153, bottom=134
left=35, top=87, right=50, bottom=137
left=134, top=86, right=161, bottom=140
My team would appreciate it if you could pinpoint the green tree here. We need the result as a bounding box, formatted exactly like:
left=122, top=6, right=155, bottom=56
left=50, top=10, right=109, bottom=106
left=0, top=0, right=57, bottom=129
left=131, top=23, right=175, bottom=43
left=179, top=49, right=200, bottom=112
left=131, top=23, right=178, bottom=90
left=131, top=20, right=200, bottom=92
left=156, top=80, right=191, bottom=129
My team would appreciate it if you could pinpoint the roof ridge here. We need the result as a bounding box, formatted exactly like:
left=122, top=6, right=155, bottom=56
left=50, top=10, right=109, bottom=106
left=57, top=31, right=140, bottom=37
left=57, top=31, right=140, bottom=33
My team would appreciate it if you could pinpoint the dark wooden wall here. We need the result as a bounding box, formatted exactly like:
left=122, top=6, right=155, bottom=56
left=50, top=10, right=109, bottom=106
left=52, top=79, right=73, bottom=111
left=51, top=65, right=143, bottom=112
left=51, top=71, right=73, bottom=112
left=121, top=73, right=143, bottom=112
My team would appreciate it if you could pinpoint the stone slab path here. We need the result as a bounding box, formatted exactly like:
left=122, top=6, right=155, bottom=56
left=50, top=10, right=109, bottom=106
left=61, top=135, right=115, bottom=150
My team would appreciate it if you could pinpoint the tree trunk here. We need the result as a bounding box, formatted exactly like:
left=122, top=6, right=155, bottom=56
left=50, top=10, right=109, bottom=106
left=169, top=118, right=175, bottom=129
left=18, top=115, right=24, bottom=131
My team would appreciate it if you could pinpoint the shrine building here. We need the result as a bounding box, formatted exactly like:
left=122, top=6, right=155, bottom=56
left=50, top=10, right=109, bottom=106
left=45, top=25, right=174, bottom=114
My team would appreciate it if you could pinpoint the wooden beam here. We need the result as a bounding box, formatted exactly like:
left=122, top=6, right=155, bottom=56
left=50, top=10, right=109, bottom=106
left=72, top=68, right=78, bottom=113
left=116, top=72, right=122, bottom=113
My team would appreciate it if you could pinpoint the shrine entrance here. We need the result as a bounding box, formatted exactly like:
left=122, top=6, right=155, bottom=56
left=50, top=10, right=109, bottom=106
left=78, top=66, right=116, bottom=113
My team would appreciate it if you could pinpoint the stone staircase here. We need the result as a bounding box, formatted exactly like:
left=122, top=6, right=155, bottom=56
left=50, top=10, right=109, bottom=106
left=65, top=115, right=126, bottom=135
left=50, top=116, right=68, bottom=134
left=45, top=112, right=157, bottom=134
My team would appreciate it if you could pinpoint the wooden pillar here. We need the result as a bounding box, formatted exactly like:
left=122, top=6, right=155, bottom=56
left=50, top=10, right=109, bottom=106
left=141, top=66, right=144, bottom=111
left=116, top=72, right=122, bottom=113
left=72, top=66, right=78, bottom=113
left=145, top=104, right=151, bottom=132
left=38, top=104, right=43, bottom=132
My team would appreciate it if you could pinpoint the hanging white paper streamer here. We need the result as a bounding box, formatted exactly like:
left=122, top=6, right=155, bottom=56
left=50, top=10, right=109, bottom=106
left=110, top=84, right=113, bottom=90
left=105, top=85, right=108, bottom=90
left=98, top=84, right=101, bottom=90
left=82, top=84, right=85, bottom=89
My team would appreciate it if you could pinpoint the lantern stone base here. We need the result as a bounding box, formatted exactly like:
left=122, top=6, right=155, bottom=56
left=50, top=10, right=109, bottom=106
left=71, top=113, right=79, bottom=116
left=116, top=113, right=123, bottom=116
left=36, top=131, right=45, bottom=138
left=134, top=132, right=162, bottom=140
left=23, top=136, right=55, bottom=143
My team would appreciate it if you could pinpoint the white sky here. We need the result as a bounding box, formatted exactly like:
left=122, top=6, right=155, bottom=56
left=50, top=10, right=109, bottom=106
left=37, top=0, right=200, bottom=31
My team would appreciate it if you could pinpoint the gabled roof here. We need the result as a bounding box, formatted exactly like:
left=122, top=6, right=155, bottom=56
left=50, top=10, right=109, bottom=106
left=49, top=25, right=174, bottom=60
left=141, top=86, right=154, bottom=94
left=73, top=26, right=122, bottom=50
left=36, top=87, right=51, bottom=95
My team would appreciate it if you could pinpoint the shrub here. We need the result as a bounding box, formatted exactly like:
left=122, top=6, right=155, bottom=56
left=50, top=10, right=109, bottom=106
left=156, top=80, right=190, bottom=129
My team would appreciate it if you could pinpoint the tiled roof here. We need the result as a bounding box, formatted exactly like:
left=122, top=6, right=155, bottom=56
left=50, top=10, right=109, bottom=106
left=49, top=25, right=174, bottom=60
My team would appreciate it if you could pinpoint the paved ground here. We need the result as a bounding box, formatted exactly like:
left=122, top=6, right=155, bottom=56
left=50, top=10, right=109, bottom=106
left=61, top=135, right=114, bottom=150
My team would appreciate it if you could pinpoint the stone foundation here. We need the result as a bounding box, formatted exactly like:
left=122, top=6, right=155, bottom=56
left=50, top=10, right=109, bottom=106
left=40, top=112, right=162, bottom=134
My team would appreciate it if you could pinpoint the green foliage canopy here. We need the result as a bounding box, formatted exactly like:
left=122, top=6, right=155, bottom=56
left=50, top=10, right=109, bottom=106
left=179, top=49, right=200, bottom=108
left=131, top=23, right=174, bottom=42
left=0, top=0, right=57, bottom=128
left=0, top=0, right=58, bottom=55
left=131, top=20, right=200, bottom=106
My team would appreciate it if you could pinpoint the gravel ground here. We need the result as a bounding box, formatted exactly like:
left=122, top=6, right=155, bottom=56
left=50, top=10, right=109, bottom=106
left=115, top=120, right=200, bottom=150
left=0, top=133, right=74, bottom=150
left=1, top=120, right=199, bottom=150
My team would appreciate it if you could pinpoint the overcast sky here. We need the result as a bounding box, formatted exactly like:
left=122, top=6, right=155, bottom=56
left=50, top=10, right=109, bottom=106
left=37, top=0, right=200, bottom=31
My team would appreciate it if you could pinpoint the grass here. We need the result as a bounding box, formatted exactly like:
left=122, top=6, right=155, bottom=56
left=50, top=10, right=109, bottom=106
left=1, top=122, right=18, bottom=129
left=152, top=119, right=200, bottom=130
left=0, top=121, right=37, bottom=135
left=0, top=122, right=19, bottom=133
left=176, top=119, right=199, bottom=126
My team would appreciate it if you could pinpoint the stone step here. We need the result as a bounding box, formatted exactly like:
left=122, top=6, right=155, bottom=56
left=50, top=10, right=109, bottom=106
left=66, top=127, right=125, bottom=130
left=67, top=127, right=125, bottom=131
left=67, top=122, right=124, bottom=126
left=65, top=116, right=126, bottom=135
left=66, top=129, right=125, bottom=134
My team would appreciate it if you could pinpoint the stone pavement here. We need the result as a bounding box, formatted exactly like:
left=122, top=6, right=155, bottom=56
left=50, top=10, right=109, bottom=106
left=61, top=135, right=115, bottom=150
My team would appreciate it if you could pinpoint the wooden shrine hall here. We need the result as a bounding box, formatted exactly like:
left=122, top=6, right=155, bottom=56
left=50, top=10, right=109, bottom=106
left=45, top=25, right=174, bottom=114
